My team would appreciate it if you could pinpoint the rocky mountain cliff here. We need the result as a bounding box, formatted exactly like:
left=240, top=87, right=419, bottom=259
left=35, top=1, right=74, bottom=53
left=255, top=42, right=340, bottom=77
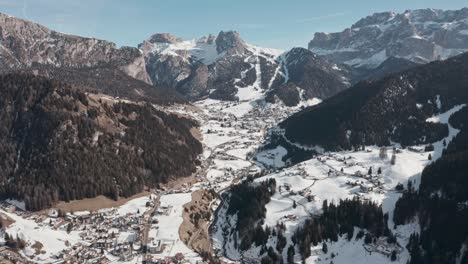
left=140, top=31, right=353, bottom=105
left=309, top=8, right=468, bottom=68
left=0, top=13, right=150, bottom=83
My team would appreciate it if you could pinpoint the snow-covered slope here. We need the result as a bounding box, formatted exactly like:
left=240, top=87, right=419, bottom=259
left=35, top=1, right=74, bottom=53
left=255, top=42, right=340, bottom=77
left=140, top=31, right=352, bottom=104
left=213, top=146, right=428, bottom=263
left=211, top=41, right=468, bottom=264
left=309, top=8, right=468, bottom=68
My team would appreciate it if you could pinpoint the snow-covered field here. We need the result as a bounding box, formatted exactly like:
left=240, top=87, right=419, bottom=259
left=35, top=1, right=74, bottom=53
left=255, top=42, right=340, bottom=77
left=213, top=144, right=430, bottom=263
left=211, top=101, right=465, bottom=263
left=0, top=208, right=81, bottom=262
left=147, top=193, right=202, bottom=263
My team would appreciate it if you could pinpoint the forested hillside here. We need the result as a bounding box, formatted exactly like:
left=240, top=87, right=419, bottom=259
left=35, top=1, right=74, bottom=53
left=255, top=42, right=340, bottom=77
left=279, top=52, right=468, bottom=151
left=0, top=74, right=202, bottom=210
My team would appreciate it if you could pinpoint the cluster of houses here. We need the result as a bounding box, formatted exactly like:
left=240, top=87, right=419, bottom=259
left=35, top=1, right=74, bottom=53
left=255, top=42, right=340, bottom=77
left=144, top=252, right=187, bottom=264
left=0, top=193, right=198, bottom=263
left=315, top=153, right=387, bottom=195
left=52, top=243, right=110, bottom=263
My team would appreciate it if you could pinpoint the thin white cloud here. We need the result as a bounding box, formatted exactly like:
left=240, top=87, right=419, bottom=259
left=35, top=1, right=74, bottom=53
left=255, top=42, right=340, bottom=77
left=296, top=12, right=346, bottom=23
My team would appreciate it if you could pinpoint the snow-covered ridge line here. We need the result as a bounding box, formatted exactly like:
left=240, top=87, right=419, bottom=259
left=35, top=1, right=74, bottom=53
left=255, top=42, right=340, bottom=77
left=309, top=8, right=468, bottom=68
left=142, top=32, right=282, bottom=66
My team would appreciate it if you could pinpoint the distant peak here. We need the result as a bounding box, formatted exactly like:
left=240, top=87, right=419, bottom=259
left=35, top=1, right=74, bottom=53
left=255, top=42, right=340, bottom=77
left=215, top=30, right=246, bottom=55
left=351, top=11, right=397, bottom=28
left=196, top=34, right=216, bottom=44
left=147, top=33, right=182, bottom=44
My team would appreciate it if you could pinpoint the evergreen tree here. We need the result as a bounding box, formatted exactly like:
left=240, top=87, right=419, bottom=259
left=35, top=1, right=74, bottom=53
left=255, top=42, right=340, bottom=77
left=287, top=245, right=295, bottom=264
left=391, top=153, right=397, bottom=165
left=322, top=242, right=328, bottom=254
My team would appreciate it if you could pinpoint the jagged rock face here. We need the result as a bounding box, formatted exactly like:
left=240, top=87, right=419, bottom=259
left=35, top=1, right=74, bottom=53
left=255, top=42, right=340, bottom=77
left=147, top=33, right=182, bottom=44
left=140, top=30, right=258, bottom=101
left=141, top=32, right=352, bottom=104
left=0, top=13, right=151, bottom=83
left=215, top=30, right=247, bottom=55
left=309, top=8, right=468, bottom=68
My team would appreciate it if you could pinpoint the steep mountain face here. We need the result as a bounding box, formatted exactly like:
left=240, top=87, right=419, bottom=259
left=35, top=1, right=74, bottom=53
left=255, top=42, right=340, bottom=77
left=277, top=52, right=468, bottom=152
left=0, top=13, right=151, bottom=83
left=141, top=32, right=352, bottom=104
left=309, top=8, right=468, bottom=68
left=266, top=47, right=353, bottom=106
left=0, top=74, right=202, bottom=211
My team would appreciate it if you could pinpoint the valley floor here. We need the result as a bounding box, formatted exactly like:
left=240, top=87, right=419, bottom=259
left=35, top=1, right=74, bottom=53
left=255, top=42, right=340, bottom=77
left=0, top=97, right=459, bottom=264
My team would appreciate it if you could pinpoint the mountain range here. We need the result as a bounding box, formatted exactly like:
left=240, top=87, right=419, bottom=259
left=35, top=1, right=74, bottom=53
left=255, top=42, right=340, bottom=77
left=309, top=8, right=468, bottom=68
left=0, top=7, right=468, bottom=264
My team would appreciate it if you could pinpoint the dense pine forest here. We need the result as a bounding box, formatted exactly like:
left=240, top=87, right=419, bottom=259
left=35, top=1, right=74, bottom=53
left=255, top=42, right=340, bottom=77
left=2, top=64, right=186, bottom=105
left=0, top=73, right=202, bottom=210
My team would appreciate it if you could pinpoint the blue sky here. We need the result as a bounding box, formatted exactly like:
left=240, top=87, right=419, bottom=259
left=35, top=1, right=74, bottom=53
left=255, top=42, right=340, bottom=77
left=0, top=0, right=467, bottom=49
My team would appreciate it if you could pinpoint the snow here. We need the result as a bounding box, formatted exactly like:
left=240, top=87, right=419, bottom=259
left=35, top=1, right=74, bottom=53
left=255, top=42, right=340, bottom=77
left=148, top=193, right=201, bottom=263
left=305, top=232, right=409, bottom=264
left=309, top=47, right=358, bottom=56
left=256, top=146, right=288, bottom=168
left=215, top=146, right=431, bottom=262
left=148, top=38, right=220, bottom=65
left=1, top=209, right=81, bottom=262
left=235, top=55, right=264, bottom=102
left=147, top=36, right=281, bottom=67
left=213, top=159, right=251, bottom=171
left=426, top=104, right=466, bottom=160
left=345, top=49, right=388, bottom=68
left=435, top=95, right=442, bottom=110
left=246, top=44, right=283, bottom=59
left=115, top=196, right=151, bottom=217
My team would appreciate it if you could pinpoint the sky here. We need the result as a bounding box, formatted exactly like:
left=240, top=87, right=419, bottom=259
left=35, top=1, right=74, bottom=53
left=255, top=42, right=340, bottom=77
left=0, top=0, right=467, bottom=50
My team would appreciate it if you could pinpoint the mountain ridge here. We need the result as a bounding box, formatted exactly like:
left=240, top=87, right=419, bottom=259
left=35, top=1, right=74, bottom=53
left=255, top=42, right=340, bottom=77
left=309, top=8, right=468, bottom=68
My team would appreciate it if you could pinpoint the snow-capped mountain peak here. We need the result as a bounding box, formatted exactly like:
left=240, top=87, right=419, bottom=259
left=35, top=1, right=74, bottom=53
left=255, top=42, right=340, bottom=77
left=309, top=8, right=468, bottom=68
left=139, top=30, right=281, bottom=66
